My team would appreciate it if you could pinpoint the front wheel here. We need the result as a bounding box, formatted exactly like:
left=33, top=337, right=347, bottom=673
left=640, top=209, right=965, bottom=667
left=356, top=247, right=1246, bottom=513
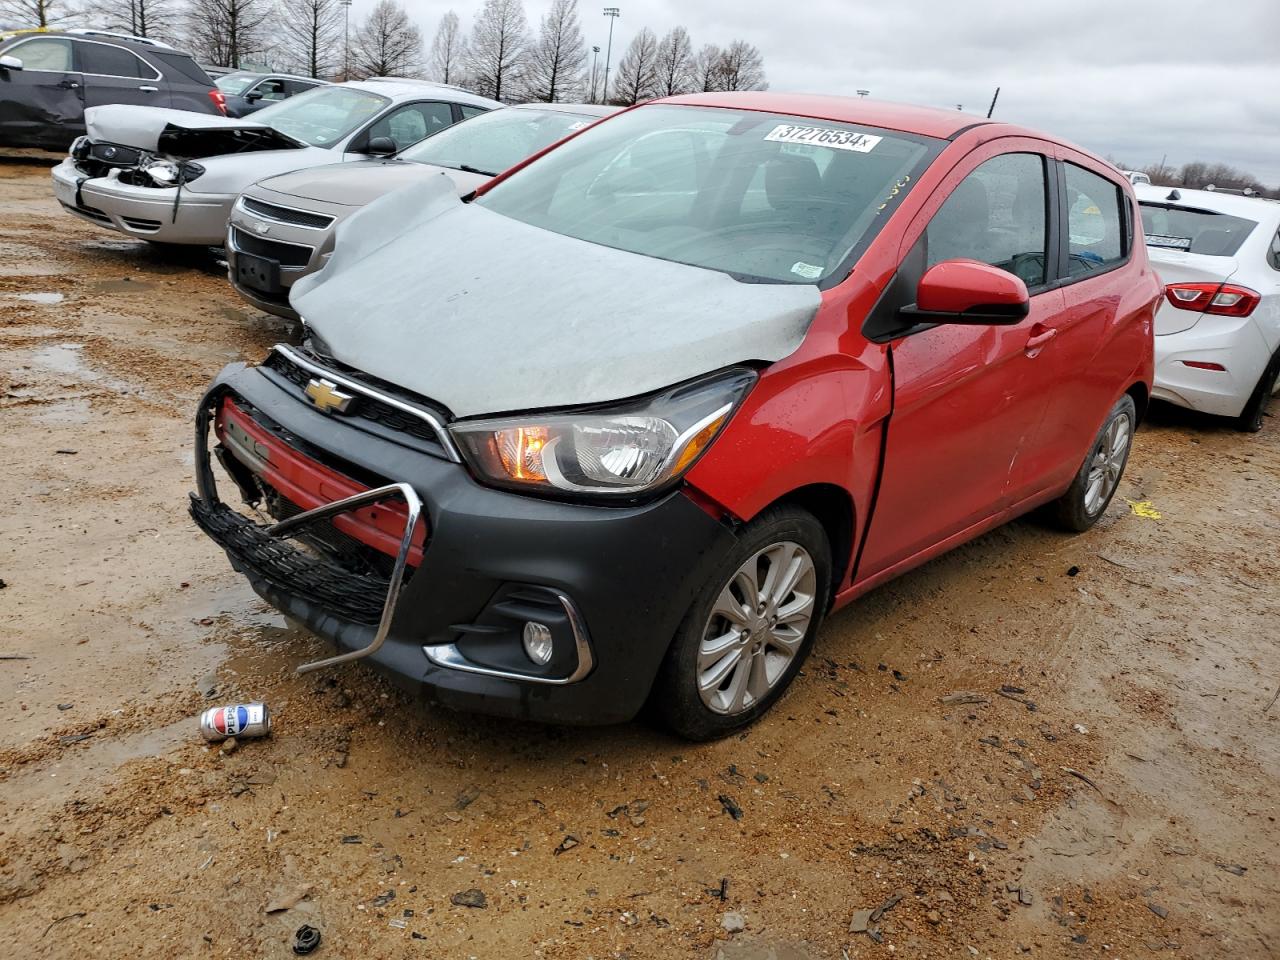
left=650, top=505, right=831, bottom=741
left=1048, top=394, right=1136, bottom=532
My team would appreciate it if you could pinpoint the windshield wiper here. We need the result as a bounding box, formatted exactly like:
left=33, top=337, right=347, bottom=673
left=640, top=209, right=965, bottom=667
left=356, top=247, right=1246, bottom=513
left=451, top=163, right=497, bottom=177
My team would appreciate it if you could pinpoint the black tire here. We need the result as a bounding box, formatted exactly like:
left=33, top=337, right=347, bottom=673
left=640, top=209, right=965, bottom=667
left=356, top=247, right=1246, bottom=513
left=650, top=505, right=831, bottom=741
left=1235, top=350, right=1280, bottom=433
left=1048, top=394, right=1137, bottom=532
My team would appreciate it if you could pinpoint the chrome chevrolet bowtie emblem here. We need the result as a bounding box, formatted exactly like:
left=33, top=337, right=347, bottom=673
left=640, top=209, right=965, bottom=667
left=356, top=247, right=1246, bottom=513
left=253, top=221, right=271, bottom=235
left=303, top=377, right=353, bottom=414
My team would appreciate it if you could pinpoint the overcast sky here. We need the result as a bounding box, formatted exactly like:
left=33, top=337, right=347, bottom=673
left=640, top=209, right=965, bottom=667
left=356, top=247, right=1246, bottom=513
left=361, top=0, right=1280, bottom=184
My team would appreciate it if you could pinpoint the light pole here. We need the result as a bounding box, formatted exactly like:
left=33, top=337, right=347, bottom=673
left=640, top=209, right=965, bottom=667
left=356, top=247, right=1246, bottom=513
left=590, top=45, right=601, bottom=103
left=602, top=7, right=620, bottom=104
left=341, top=0, right=353, bottom=80
left=856, top=89, right=869, bottom=98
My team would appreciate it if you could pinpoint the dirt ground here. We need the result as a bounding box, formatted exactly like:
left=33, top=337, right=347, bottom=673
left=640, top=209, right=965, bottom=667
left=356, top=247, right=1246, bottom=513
left=0, top=154, right=1277, bottom=960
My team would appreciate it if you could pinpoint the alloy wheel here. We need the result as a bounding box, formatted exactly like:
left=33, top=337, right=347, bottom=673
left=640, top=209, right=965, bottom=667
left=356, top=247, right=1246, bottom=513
left=1083, top=412, right=1131, bottom=516
left=696, top=541, right=817, bottom=716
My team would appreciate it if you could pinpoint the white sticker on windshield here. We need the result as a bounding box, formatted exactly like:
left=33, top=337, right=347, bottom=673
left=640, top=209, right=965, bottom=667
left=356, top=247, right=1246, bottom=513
left=567, top=121, right=589, bottom=131
left=764, top=124, right=882, bottom=152
left=791, top=261, right=823, bottom=280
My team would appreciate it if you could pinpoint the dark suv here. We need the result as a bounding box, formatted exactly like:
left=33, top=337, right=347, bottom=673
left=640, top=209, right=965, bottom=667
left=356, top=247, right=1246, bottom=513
left=215, top=71, right=327, bottom=117
left=0, top=30, right=221, bottom=150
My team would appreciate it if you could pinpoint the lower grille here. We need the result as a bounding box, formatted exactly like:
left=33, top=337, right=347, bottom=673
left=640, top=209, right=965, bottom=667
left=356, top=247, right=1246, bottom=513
left=121, top=216, right=161, bottom=231
left=190, top=495, right=388, bottom=625
left=231, top=227, right=312, bottom=267
left=62, top=201, right=111, bottom=224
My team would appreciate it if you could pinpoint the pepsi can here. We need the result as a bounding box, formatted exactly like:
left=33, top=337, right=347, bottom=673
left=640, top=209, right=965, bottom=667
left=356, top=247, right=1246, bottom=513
left=199, top=703, right=271, bottom=741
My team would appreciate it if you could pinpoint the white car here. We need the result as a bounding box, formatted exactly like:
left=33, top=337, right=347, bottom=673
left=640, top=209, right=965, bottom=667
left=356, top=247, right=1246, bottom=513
left=51, top=79, right=499, bottom=246
left=1135, top=184, right=1280, bottom=431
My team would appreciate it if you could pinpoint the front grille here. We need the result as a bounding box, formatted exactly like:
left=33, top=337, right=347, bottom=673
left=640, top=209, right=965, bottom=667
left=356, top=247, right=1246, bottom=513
left=242, top=197, right=335, bottom=229
left=262, top=350, right=451, bottom=454
left=231, top=227, right=312, bottom=267
left=90, top=142, right=143, bottom=167
left=190, top=496, right=389, bottom=624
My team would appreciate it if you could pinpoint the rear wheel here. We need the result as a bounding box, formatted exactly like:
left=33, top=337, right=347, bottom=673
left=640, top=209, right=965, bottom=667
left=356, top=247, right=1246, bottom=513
left=1048, top=394, right=1136, bottom=532
left=651, top=506, right=831, bottom=741
left=1235, top=349, right=1280, bottom=433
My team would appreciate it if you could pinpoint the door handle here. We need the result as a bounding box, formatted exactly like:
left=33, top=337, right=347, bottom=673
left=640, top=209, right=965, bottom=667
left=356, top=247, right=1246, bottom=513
left=138, top=85, right=158, bottom=93
left=1024, top=326, right=1058, bottom=355
left=58, top=79, right=80, bottom=89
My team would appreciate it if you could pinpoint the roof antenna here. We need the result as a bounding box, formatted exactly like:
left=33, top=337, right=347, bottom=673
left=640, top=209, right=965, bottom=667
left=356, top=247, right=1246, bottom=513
left=1167, top=189, right=1181, bottom=201
left=986, top=87, right=1000, bottom=119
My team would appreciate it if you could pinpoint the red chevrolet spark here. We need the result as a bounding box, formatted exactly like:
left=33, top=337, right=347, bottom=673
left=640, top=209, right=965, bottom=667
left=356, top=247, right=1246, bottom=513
left=191, top=93, right=1158, bottom=739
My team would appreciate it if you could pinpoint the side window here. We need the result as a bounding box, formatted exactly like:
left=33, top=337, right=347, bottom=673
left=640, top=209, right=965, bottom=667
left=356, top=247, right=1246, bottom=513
left=366, top=101, right=454, bottom=150
left=9, top=37, right=73, bottom=71
left=926, top=152, right=1048, bottom=287
left=1269, top=231, right=1280, bottom=271
left=254, top=78, right=288, bottom=102
left=459, top=104, right=489, bottom=121
left=287, top=79, right=320, bottom=96
left=1065, top=164, right=1126, bottom=277
left=78, top=42, right=152, bottom=78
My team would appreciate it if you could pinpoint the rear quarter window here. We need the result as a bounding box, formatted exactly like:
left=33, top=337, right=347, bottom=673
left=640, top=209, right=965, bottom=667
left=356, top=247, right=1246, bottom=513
left=1065, top=164, right=1127, bottom=277
left=1139, top=202, right=1257, bottom=257
left=149, top=52, right=215, bottom=86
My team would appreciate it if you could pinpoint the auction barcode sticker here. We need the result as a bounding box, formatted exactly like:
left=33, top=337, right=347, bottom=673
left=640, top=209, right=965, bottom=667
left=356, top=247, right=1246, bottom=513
left=764, top=124, right=882, bottom=152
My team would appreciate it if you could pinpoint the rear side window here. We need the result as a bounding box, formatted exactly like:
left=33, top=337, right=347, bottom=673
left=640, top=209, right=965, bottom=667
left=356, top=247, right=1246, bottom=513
left=1065, top=164, right=1126, bottom=277
left=460, top=104, right=489, bottom=121
left=1269, top=231, right=1280, bottom=270
left=8, top=37, right=73, bottom=71
left=149, top=52, right=214, bottom=86
left=926, top=152, right=1048, bottom=287
left=1139, top=202, right=1257, bottom=257
left=78, top=42, right=155, bottom=79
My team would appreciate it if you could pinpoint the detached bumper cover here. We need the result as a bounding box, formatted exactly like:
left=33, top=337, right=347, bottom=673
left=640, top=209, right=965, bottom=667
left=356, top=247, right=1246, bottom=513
left=52, top=158, right=234, bottom=245
left=190, top=358, right=737, bottom=725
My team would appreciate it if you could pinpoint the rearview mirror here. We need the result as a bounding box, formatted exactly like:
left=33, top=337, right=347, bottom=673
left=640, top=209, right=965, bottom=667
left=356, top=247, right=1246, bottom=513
left=901, top=259, right=1029, bottom=325
left=365, top=136, right=397, bottom=157
left=0, top=55, right=23, bottom=71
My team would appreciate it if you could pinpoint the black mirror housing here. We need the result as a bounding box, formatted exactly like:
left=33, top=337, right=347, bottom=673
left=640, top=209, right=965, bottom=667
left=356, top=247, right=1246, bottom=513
left=366, top=136, right=398, bottom=157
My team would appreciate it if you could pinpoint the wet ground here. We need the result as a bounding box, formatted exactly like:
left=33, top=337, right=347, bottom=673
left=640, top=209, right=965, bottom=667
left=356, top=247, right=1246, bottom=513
left=1, top=156, right=1278, bottom=959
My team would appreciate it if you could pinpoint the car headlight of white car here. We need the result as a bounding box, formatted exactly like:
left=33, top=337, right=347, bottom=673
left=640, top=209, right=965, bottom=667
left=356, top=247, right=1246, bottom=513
left=450, top=368, right=757, bottom=498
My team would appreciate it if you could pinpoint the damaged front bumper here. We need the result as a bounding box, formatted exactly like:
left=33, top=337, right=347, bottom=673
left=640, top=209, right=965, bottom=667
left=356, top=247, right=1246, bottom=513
left=189, top=349, right=737, bottom=725
left=52, top=158, right=235, bottom=245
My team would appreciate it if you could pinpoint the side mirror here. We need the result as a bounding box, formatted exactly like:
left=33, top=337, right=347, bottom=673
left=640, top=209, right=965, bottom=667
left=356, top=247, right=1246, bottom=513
left=365, top=136, right=398, bottom=157
left=244, top=89, right=263, bottom=102
left=0, top=55, right=23, bottom=71
left=902, top=259, right=1029, bottom=325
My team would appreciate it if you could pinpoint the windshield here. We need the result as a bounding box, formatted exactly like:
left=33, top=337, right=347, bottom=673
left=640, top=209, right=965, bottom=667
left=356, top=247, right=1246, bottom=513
left=477, top=104, right=939, bottom=284
left=400, top=107, right=598, bottom=176
left=1139, top=202, right=1257, bottom=256
left=215, top=74, right=257, bottom=96
left=251, top=86, right=388, bottom=148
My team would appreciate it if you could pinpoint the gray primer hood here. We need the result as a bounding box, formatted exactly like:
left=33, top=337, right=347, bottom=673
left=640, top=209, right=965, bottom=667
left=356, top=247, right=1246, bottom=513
left=291, top=176, right=821, bottom=418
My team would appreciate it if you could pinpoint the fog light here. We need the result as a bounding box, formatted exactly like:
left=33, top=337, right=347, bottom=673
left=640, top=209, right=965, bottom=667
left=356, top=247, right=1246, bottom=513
left=522, top=622, right=553, bottom=665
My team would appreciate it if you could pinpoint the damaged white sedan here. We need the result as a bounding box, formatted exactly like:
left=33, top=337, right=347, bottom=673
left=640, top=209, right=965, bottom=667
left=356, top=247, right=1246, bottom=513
left=50, top=79, right=499, bottom=246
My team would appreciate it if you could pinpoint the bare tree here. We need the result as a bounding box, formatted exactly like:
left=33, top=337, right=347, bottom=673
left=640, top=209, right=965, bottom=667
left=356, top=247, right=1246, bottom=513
left=184, top=0, right=273, bottom=68
left=427, top=10, right=467, bottom=85
left=523, top=0, right=585, bottom=102
left=278, top=0, right=343, bottom=78
left=96, top=0, right=177, bottom=39
left=693, top=43, right=724, bottom=92
left=352, top=0, right=422, bottom=78
left=717, top=39, right=767, bottom=91
left=610, top=26, right=657, bottom=105
left=0, top=0, right=73, bottom=27
left=466, top=0, right=528, bottom=102
left=653, top=26, right=694, bottom=97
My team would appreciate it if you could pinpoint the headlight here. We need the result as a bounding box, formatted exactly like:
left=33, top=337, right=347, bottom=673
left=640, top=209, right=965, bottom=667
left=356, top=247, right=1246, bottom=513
left=145, top=160, right=180, bottom=184
left=144, top=160, right=203, bottom=185
left=451, top=368, right=757, bottom=497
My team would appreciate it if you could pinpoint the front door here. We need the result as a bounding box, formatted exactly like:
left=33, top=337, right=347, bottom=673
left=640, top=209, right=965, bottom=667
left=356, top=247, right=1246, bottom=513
left=0, top=36, right=84, bottom=149
left=76, top=40, right=167, bottom=111
left=857, top=148, right=1064, bottom=579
